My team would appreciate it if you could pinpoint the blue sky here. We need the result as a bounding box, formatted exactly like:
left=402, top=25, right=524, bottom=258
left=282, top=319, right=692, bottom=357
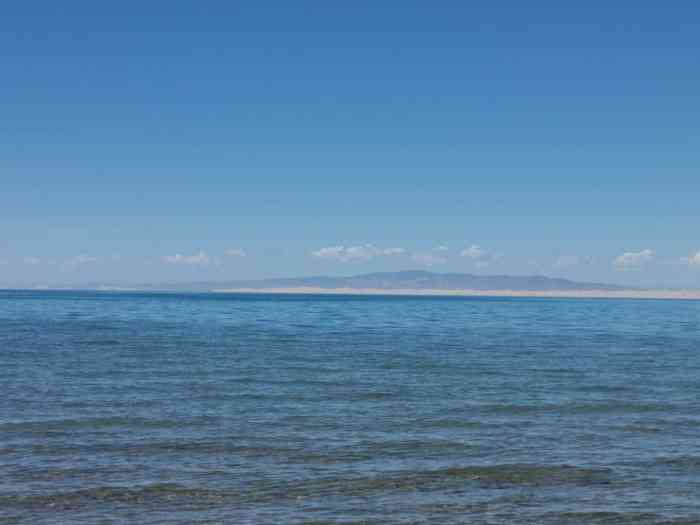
left=2, top=3, right=699, bottom=287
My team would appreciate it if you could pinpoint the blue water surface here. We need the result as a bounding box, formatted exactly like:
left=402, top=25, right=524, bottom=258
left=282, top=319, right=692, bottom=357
left=1, top=291, right=699, bottom=524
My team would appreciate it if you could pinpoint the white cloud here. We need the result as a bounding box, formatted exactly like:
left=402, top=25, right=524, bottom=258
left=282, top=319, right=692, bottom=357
left=412, top=253, right=447, bottom=267
left=312, top=245, right=405, bottom=263
left=681, top=250, right=700, bottom=267
left=460, top=244, right=500, bottom=267
left=434, top=245, right=449, bottom=252
left=64, top=255, right=99, bottom=268
left=312, top=246, right=346, bottom=260
left=460, top=244, right=486, bottom=260
left=23, top=257, right=41, bottom=265
left=614, top=249, right=654, bottom=270
left=162, top=251, right=210, bottom=265
left=225, top=248, right=246, bottom=257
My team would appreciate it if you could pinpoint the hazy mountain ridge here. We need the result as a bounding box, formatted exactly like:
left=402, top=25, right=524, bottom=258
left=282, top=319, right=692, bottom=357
left=103, top=270, right=630, bottom=292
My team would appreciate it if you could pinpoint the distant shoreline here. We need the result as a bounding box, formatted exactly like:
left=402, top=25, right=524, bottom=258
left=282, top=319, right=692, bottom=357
left=10, top=271, right=692, bottom=299
left=212, top=287, right=700, bottom=300
left=4, top=287, right=700, bottom=300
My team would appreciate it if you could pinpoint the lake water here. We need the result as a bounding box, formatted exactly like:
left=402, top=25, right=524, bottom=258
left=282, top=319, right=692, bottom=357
left=1, top=290, right=700, bottom=524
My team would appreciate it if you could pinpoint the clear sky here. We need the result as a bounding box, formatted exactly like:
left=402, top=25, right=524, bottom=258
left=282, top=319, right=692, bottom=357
left=2, top=2, right=699, bottom=287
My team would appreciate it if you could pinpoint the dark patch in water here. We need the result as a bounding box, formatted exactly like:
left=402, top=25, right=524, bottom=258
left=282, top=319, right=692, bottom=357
left=296, top=439, right=480, bottom=464
left=542, top=511, right=660, bottom=524
left=432, top=464, right=613, bottom=488
left=654, top=456, right=700, bottom=470
left=352, top=391, right=396, bottom=401
left=0, top=465, right=614, bottom=513
left=0, top=484, right=226, bottom=512
left=619, top=424, right=664, bottom=434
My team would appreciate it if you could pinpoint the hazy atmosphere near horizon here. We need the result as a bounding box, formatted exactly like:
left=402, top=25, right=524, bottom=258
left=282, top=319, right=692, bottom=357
left=2, top=3, right=699, bottom=289
left=4, top=4, right=700, bottom=525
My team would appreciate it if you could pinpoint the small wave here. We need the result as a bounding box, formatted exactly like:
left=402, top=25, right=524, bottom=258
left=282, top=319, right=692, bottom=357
left=76, top=339, right=121, bottom=346
left=431, top=464, right=613, bottom=488
left=351, top=391, right=397, bottom=401
left=28, top=440, right=301, bottom=458
left=539, top=368, right=587, bottom=376
left=482, top=402, right=676, bottom=415
left=0, top=483, right=229, bottom=511
left=576, top=384, right=635, bottom=393
left=416, top=502, right=491, bottom=514
left=0, top=464, right=617, bottom=511
left=619, top=424, right=664, bottom=434
left=541, top=511, right=660, bottom=524
left=299, top=521, right=385, bottom=525
left=0, top=417, right=217, bottom=434
left=360, top=439, right=478, bottom=455
left=653, top=456, right=700, bottom=470
left=616, top=418, right=700, bottom=434
left=27, top=439, right=478, bottom=464
left=420, top=419, right=484, bottom=429
left=295, top=439, right=480, bottom=464
left=8, top=466, right=132, bottom=483
left=667, top=418, right=700, bottom=428
left=205, top=390, right=400, bottom=403
left=283, top=464, right=614, bottom=497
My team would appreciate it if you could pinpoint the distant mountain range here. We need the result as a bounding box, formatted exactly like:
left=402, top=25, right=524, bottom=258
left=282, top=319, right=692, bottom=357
left=82, top=270, right=630, bottom=293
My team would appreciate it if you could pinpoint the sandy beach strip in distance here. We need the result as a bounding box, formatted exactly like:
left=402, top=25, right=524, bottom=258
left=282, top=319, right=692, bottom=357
left=211, top=287, right=700, bottom=300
